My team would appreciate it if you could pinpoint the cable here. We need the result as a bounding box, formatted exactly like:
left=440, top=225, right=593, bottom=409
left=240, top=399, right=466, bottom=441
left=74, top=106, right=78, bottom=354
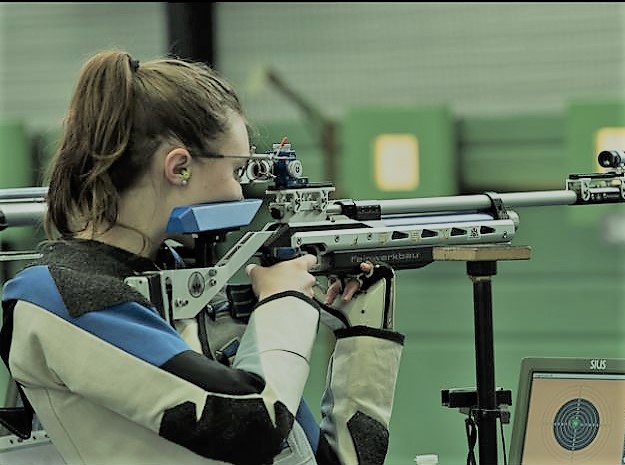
left=499, top=413, right=508, bottom=465
left=465, top=413, right=477, bottom=465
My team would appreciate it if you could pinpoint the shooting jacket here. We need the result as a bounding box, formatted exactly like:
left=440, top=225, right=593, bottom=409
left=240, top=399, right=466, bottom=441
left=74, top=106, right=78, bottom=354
left=0, top=239, right=404, bottom=465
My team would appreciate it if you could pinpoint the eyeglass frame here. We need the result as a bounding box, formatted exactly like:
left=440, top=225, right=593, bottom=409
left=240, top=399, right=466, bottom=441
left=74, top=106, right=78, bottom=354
left=190, top=145, right=290, bottom=180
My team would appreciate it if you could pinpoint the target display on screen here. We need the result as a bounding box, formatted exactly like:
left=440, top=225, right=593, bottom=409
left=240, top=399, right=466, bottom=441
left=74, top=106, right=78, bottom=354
left=508, top=358, right=625, bottom=465
left=522, top=379, right=625, bottom=464
left=553, top=398, right=600, bottom=451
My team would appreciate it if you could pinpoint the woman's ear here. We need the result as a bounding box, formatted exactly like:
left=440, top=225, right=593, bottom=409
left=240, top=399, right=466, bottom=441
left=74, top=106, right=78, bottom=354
left=164, top=148, right=191, bottom=186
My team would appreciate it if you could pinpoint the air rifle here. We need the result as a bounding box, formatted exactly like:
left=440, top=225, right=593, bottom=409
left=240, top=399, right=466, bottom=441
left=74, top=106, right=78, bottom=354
left=1, top=145, right=624, bottom=323
left=122, top=143, right=625, bottom=324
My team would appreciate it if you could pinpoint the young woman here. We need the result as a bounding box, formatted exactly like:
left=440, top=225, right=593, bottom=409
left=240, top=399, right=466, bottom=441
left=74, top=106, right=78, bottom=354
left=0, top=49, right=404, bottom=465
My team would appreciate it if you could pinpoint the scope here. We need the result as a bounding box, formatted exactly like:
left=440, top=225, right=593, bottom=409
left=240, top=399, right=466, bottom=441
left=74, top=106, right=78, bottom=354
left=598, top=150, right=625, bottom=169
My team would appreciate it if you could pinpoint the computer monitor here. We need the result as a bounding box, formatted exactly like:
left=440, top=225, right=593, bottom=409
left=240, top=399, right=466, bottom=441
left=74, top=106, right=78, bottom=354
left=508, top=356, right=625, bottom=465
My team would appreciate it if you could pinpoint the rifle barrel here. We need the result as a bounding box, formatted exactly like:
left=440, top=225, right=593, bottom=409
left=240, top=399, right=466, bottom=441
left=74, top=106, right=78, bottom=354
left=328, top=190, right=578, bottom=216
left=0, top=187, right=48, bottom=229
left=0, top=187, right=584, bottom=230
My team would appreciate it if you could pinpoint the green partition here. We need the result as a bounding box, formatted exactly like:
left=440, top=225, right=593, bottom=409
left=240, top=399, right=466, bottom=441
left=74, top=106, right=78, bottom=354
left=0, top=120, right=32, bottom=187
left=459, top=114, right=566, bottom=192
left=0, top=120, right=37, bottom=244
left=341, top=105, right=456, bottom=200
left=32, top=126, right=62, bottom=185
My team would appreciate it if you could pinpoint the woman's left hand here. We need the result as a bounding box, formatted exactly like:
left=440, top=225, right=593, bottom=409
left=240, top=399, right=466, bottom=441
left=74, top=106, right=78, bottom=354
left=323, top=261, right=374, bottom=305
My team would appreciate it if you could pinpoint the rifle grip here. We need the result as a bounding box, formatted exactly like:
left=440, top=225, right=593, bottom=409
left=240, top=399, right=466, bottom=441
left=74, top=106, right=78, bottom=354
left=260, top=247, right=303, bottom=267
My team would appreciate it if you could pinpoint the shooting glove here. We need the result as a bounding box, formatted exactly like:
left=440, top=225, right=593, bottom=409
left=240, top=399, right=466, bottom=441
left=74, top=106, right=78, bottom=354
left=314, top=262, right=396, bottom=331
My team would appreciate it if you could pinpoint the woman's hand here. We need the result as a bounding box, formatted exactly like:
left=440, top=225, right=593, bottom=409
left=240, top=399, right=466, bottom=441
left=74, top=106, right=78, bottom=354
left=323, top=261, right=374, bottom=305
left=245, top=254, right=318, bottom=301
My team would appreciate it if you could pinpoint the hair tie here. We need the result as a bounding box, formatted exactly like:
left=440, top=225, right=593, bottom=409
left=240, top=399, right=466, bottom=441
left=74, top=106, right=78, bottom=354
left=129, top=58, right=140, bottom=73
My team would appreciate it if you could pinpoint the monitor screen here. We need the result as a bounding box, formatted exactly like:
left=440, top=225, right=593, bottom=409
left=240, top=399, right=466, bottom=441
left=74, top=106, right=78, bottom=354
left=509, top=357, right=625, bottom=465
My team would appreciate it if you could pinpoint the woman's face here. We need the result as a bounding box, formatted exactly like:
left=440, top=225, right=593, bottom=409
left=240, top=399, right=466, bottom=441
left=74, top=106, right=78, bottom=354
left=187, top=112, right=250, bottom=204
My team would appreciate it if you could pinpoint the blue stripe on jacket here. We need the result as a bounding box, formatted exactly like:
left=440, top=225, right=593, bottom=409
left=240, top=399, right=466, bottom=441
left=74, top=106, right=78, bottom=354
left=3, top=265, right=188, bottom=366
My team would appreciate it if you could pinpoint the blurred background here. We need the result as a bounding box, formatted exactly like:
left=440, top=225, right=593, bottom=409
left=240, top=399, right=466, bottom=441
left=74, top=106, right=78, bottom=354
left=2, top=3, right=625, bottom=464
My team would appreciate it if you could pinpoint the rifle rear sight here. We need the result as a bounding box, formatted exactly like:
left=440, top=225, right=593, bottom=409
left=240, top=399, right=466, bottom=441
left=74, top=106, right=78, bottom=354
left=243, top=141, right=309, bottom=189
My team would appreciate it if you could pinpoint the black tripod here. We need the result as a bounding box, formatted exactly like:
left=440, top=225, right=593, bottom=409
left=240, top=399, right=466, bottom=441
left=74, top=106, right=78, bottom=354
left=438, top=245, right=530, bottom=465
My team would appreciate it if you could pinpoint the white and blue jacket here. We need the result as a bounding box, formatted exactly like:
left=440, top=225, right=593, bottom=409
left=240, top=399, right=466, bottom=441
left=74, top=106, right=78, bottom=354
left=0, top=239, right=404, bottom=465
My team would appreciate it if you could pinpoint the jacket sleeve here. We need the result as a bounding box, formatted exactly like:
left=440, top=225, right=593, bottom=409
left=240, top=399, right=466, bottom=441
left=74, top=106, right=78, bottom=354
left=5, top=266, right=320, bottom=465
left=232, top=291, right=321, bottom=417
left=317, top=326, right=405, bottom=465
